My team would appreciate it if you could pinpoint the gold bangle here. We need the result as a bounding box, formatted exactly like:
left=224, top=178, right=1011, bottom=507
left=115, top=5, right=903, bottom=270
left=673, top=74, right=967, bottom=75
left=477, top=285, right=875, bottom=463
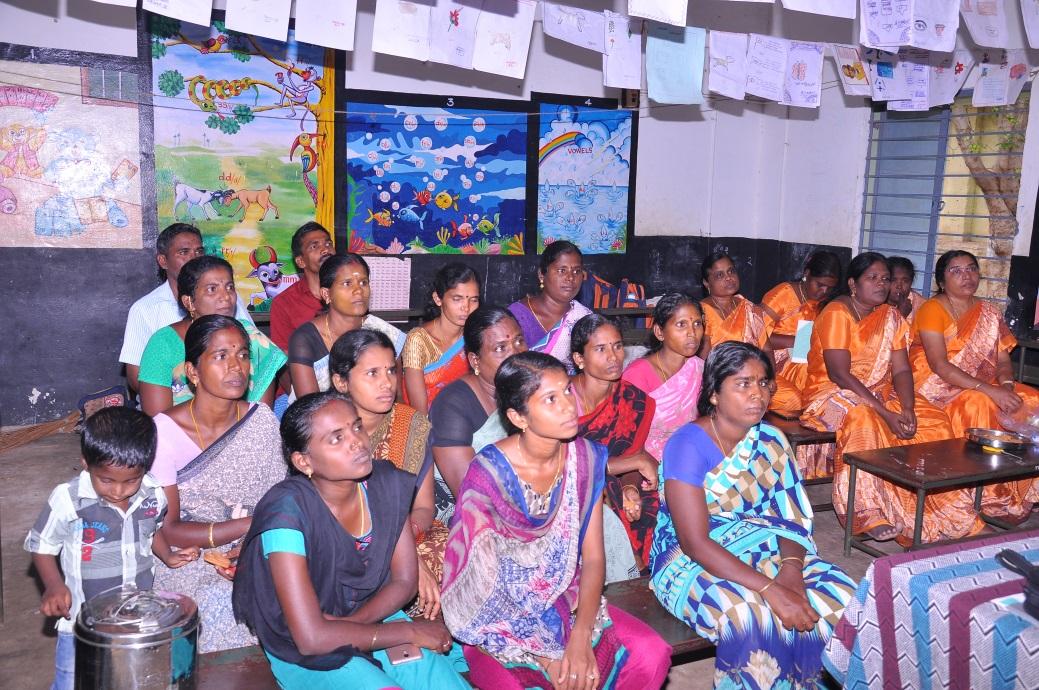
left=371, top=628, right=379, bottom=650
left=758, top=579, right=776, bottom=596
left=208, top=522, right=216, bottom=549
left=781, top=556, right=804, bottom=567
left=1000, top=380, right=1014, bottom=386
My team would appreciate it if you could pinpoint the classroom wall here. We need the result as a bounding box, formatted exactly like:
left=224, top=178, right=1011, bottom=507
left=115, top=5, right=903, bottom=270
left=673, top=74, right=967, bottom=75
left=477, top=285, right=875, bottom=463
left=0, top=0, right=1035, bottom=426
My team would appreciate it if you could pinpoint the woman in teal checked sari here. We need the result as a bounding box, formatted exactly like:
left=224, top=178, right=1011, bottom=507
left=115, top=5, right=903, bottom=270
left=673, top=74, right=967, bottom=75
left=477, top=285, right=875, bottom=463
left=651, top=342, right=855, bottom=689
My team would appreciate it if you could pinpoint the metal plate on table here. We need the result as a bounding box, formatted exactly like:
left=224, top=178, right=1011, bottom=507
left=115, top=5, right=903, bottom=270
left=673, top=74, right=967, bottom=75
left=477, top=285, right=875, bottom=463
left=967, top=427, right=1033, bottom=453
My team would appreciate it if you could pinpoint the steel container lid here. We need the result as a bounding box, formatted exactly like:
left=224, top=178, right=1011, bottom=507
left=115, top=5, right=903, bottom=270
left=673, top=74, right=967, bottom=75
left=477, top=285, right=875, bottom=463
left=75, top=585, right=199, bottom=648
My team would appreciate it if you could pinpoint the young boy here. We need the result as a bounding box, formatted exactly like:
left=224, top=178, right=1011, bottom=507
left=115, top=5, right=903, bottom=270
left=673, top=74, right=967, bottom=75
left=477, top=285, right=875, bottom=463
left=24, top=407, right=199, bottom=690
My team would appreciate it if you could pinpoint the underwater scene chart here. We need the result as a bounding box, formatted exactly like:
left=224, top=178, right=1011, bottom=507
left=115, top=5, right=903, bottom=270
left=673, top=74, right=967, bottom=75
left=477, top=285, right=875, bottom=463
left=535, top=95, right=636, bottom=254
left=343, top=90, right=527, bottom=255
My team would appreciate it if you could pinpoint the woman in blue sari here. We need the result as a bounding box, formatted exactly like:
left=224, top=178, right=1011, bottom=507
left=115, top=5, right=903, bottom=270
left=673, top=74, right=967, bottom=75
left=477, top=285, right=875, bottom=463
left=651, top=342, right=856, bottom=689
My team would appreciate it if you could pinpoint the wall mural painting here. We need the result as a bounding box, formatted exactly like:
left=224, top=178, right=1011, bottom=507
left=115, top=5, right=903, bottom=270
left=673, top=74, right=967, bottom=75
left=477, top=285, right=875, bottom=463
left=534, top=94, right=636, bottom=254
left=343, top=91, right=527, bottom=255
left=0, top=56, right=144, bottom=248
left=149, top=14, right=335, bottom=310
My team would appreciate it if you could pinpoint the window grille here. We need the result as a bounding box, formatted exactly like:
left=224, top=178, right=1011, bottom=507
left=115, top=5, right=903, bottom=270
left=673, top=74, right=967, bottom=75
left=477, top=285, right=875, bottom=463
left=860, top=92, right=1029, bottom=309
left=80, top=67, right=138, bottom=108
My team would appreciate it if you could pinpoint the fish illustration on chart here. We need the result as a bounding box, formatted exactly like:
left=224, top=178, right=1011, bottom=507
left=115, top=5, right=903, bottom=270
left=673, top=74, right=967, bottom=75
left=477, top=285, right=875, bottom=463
left=450, top=219, right=474, bottom=239
left=435, top=191, right=460, bottom=211
left=396, top=205, right=427, bottom=230
left=476, top=212, right=501, bottom=236
left=413, top=189, right=432, bottom=205
left=366, top=208, right=393, bottom=227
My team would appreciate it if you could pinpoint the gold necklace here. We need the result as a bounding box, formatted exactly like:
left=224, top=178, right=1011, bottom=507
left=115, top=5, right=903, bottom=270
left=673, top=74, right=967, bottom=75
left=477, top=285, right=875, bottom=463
left=946, top=295, right=973, bottom=321
left=650, top=351, right=675, bottom=382
left=189, top=399, right=240, bottom=449
left=795, top=281, right=806, bottom=304
left=526, top=295, right=555, bottom=333
left=513, top=437, right=564, bottom=492
left=711, top=295, right=736, bottom=319
left=324, top=312, right=334, bottom=346
left=848, top=296, right=873, bottom=322
left=709, top=414, right=737, bottom=456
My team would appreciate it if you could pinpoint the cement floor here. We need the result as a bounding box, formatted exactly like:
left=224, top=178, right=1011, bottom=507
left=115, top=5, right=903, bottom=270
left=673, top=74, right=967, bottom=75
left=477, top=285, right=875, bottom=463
left=0, top=431, right=963, bottom=689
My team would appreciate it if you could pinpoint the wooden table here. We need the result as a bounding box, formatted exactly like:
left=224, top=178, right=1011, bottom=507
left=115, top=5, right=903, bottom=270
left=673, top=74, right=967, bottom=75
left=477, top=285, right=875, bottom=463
left=843, top=438, right=1039, bottom=556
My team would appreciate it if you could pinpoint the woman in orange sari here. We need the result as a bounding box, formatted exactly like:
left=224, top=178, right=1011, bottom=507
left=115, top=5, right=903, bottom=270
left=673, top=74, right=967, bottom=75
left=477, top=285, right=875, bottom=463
left=761, top=251, right=842, bottom=415
left=402, top=263, right=481, bottom=411
left=698, top=251, right=772, bottom=362
left=800, top=252, right=982, bottom=546
left=911, top=250, right=1039, bottom=520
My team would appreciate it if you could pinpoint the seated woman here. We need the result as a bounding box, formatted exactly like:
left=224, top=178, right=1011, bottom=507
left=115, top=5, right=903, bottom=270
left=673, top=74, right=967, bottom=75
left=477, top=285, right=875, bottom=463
left=287, top=253, right=406, bottom=400
left=800, top=252, right=980, bottom=545
left=508, top=240, right=591, bottom=373
left=403, top=263, right=481, bottom=411
left=429, top=306, right=526, bottom=523
left=329, top=329, right=444, bottom=621
left=441, top=351, right=672, bottom=690
left=623, top=294, right=706, bottom=461
left=651, top=342, right=856, bottom=690
left=698, top=251, right=772, bottom=362
left=571, top=314, right=659, bottom=573
left=911, top=250, right=1039, bottom=520
left=887, top=256, right=926, bottom=326
left=152, top=315, right=287, bottom=652
left=139, top=255, right=285, bottom=416
left=761, top=250, right=842, bottom=415
left=232, top=391, right=469, bottom=690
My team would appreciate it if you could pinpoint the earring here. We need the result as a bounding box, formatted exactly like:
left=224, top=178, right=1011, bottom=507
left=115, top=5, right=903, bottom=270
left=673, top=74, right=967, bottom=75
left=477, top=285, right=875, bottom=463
left=189, top=309, right=197, bottom=319
left=305, top=468, right=313, bottom=479
left=539, top=280, right=545, bottom=290
left=473, top=364, right=480, bottom=376
left=801, top=276, right=807, bottom=282
left=521, top=426, right=527, bottom=433
left=578, top=363, right=584, bottom=370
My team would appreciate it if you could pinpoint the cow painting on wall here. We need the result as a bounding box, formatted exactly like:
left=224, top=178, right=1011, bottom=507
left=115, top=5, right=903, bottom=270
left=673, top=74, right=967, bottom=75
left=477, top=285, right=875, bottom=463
left=148, top=13, right=335, bottom=311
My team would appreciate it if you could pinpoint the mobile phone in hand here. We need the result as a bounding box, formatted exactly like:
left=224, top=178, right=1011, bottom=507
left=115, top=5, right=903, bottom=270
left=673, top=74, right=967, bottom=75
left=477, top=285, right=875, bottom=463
left=385, top=643, right=423, bottom=665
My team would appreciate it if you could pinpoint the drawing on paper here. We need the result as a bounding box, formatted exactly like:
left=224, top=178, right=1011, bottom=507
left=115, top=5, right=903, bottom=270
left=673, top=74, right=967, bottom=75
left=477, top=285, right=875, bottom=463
left=149, top=14, right=335, bottom=310
left=535, top=97, right=636, bottom=254
left=0, top=57, right=143, bottom=248
left=343, top=91, right=527, bottom=254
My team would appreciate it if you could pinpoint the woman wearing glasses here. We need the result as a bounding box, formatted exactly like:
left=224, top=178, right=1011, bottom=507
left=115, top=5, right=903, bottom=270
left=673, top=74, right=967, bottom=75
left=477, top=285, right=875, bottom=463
left=508, top=240, right=591, bottom=374
left=910, top=250, right=1039, bottom=520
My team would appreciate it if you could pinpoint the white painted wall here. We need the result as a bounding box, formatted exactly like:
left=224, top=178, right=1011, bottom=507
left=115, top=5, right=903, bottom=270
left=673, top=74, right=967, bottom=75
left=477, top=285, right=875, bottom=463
left=1, top=0, right=1034, bottom=253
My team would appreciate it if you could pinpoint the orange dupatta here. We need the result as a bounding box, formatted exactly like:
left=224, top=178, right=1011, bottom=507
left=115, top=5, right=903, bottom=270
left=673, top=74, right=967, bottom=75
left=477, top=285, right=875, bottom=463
left=703, top=294, right=770, bottom=350
left=910, top=299, right=1017, bottom=408
left=800, top=302, right=906, bottom=435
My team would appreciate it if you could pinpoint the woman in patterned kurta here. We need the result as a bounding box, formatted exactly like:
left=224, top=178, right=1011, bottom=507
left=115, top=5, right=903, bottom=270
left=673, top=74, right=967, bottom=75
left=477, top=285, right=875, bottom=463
left=330, top=329, right=445, bottom=622
left=651, top=342, right=856, bottom=690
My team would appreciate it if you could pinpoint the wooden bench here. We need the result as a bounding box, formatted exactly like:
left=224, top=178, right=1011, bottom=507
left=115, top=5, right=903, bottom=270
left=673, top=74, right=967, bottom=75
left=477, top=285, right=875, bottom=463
left=604, top=576, right=713, bottom=659
left=195, top=576, right=711, bottom=686
left=197, top=645, right=277, bottom=689
left=763, top=412, right=837, bottom=512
